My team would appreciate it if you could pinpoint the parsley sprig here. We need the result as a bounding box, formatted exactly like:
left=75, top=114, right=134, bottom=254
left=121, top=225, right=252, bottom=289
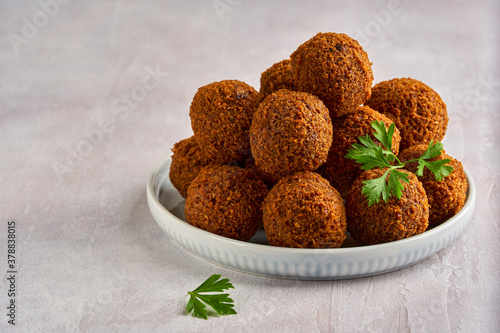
left=346, top=121, right=454, bottom=206
left=186, top=274, right=236, bottom=319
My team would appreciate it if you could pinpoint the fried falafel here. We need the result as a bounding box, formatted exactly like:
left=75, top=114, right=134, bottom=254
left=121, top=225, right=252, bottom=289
left=263, top=171, right=347, bottom=248
left=259, top=59, right=295, bottom=99
left=184, top=165, right=268, bottom=241
left=365, top=77, right=448, bottom=150
left=190, top=79, right=261, bottom=165
left=169, top=136, right=216, bottom=198
left=346, top=168, right=429, bottom=245
left=399, top=144, right=468, bottom=225
left=250, top=89, right=332, bottom=183
left=290, top=32, right=373, bottom=118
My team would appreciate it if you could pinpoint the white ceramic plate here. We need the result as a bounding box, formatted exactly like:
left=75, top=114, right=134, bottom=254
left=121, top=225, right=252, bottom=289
left=146, top=154, right=476, bottom=280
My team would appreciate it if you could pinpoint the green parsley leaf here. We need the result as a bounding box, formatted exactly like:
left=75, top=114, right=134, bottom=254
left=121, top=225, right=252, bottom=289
left=418, top=140, right=444, bottom=160
left=417, top=159, right=454, bottom=181
left=372, top=120, right=396, bottom=152
left=345, top=135, right=392, bottom=170
left=388, top=168, right=409, bottom=200
left=186, top=274, right=236, bottom=320
left=361, top=169, right=390, bottom=206
left=412, top=140, right=454, bottom=181
left=360, top=168, right=409, bottom=205
left=346, top=121, right=454, bottom=206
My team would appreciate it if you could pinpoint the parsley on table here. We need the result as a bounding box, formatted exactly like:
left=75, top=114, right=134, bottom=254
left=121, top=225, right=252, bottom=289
left=186, top=274, right=237, bottom=320
left=345, top=120, right=454, bottom=206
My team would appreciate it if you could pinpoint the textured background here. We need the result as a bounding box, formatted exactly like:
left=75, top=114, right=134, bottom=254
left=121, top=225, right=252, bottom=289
left=1, top=0, right=499, bottom=332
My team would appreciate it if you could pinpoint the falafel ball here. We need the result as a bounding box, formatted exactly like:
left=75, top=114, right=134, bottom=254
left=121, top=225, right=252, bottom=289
left=169, top=136, right=216, bottom=198
left=250, top=89, right=332, bottom=183
left=364, top=78, right=448, bottom=151
left=346, top=168, right=429, bottom=245
left=399, top=144, right=468, bottom=225
left=290, top=32, right=373, bottom=118
left=259, top=59, right=295, bottom=99
left=263, top=172, right=347, bottom=248
left=318, top=105, right=402, bottom=198
left=185, top=165, right=268, bottom=241
left=190, top=79, right=261, bottom=165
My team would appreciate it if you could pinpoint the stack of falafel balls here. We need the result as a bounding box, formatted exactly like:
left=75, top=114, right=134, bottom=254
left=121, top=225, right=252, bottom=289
left=169, top=32, right=468, bottom=248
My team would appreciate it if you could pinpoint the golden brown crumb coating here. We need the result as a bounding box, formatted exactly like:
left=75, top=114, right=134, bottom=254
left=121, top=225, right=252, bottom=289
left=185, top=165, right=268, bottom=241
left=190, top=79, right=261, bottom=164
left=263, top=172, right=347, bottom=248
left=364, top=77, right=448, bottom=151
left=398, top=144, right=468, bottom=225
left=318, top=105, right=401, bottom=198
left=250, top=89, right=332, bottom=183
left=259, top=59, right=295, bottom=99
left=244, top=157, right=275, bottom=189
left=346, top=168, right=429, bottom=245
left=290, top=32, right=373, bottom=118
left=169, top=136, right=216, bottom=198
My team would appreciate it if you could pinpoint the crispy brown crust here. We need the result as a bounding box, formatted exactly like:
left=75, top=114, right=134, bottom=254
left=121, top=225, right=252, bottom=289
left=364, top=77, right=448, bottom=150
left=185, top=165, right=268, bottom=241
left=244, top=157, right=275, bottom=188
left=190, top=79, right=261, bottom=164
left=259, top=59, right=295, bottom=99
left=169, top=136, right=216, bottom=198
left=250, top=89, right=332, bottom=183
left=290, top=32, right=373, bottom=118
left=318, top=105, right=401, bottom=198
left=398, top=144, right=468, bottom=225
left=346, top=168, right=429, bottom=245
left=263, top=172, right=347, bottom=248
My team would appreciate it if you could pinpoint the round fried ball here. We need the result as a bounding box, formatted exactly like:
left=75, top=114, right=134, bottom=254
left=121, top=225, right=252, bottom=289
left=346, top=168, right=429, bottom=245
left=263, top=172, right=347, bottom=248
left=290, top=32, right=373, bottom=118
left=364, top=77, right=448, bottom=151
left=185, top=165, right=268, bottom=241
left=250, top=89, right=332, bottom=183
left=190, top=79, right=261, bottom=164
left=169, top=136, right=216, bottom=198
left=399, top=144, right=468, bottom=225
left=318, top=105, right=401, bottom=198
left=259, top=59, right=295, bottom=99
